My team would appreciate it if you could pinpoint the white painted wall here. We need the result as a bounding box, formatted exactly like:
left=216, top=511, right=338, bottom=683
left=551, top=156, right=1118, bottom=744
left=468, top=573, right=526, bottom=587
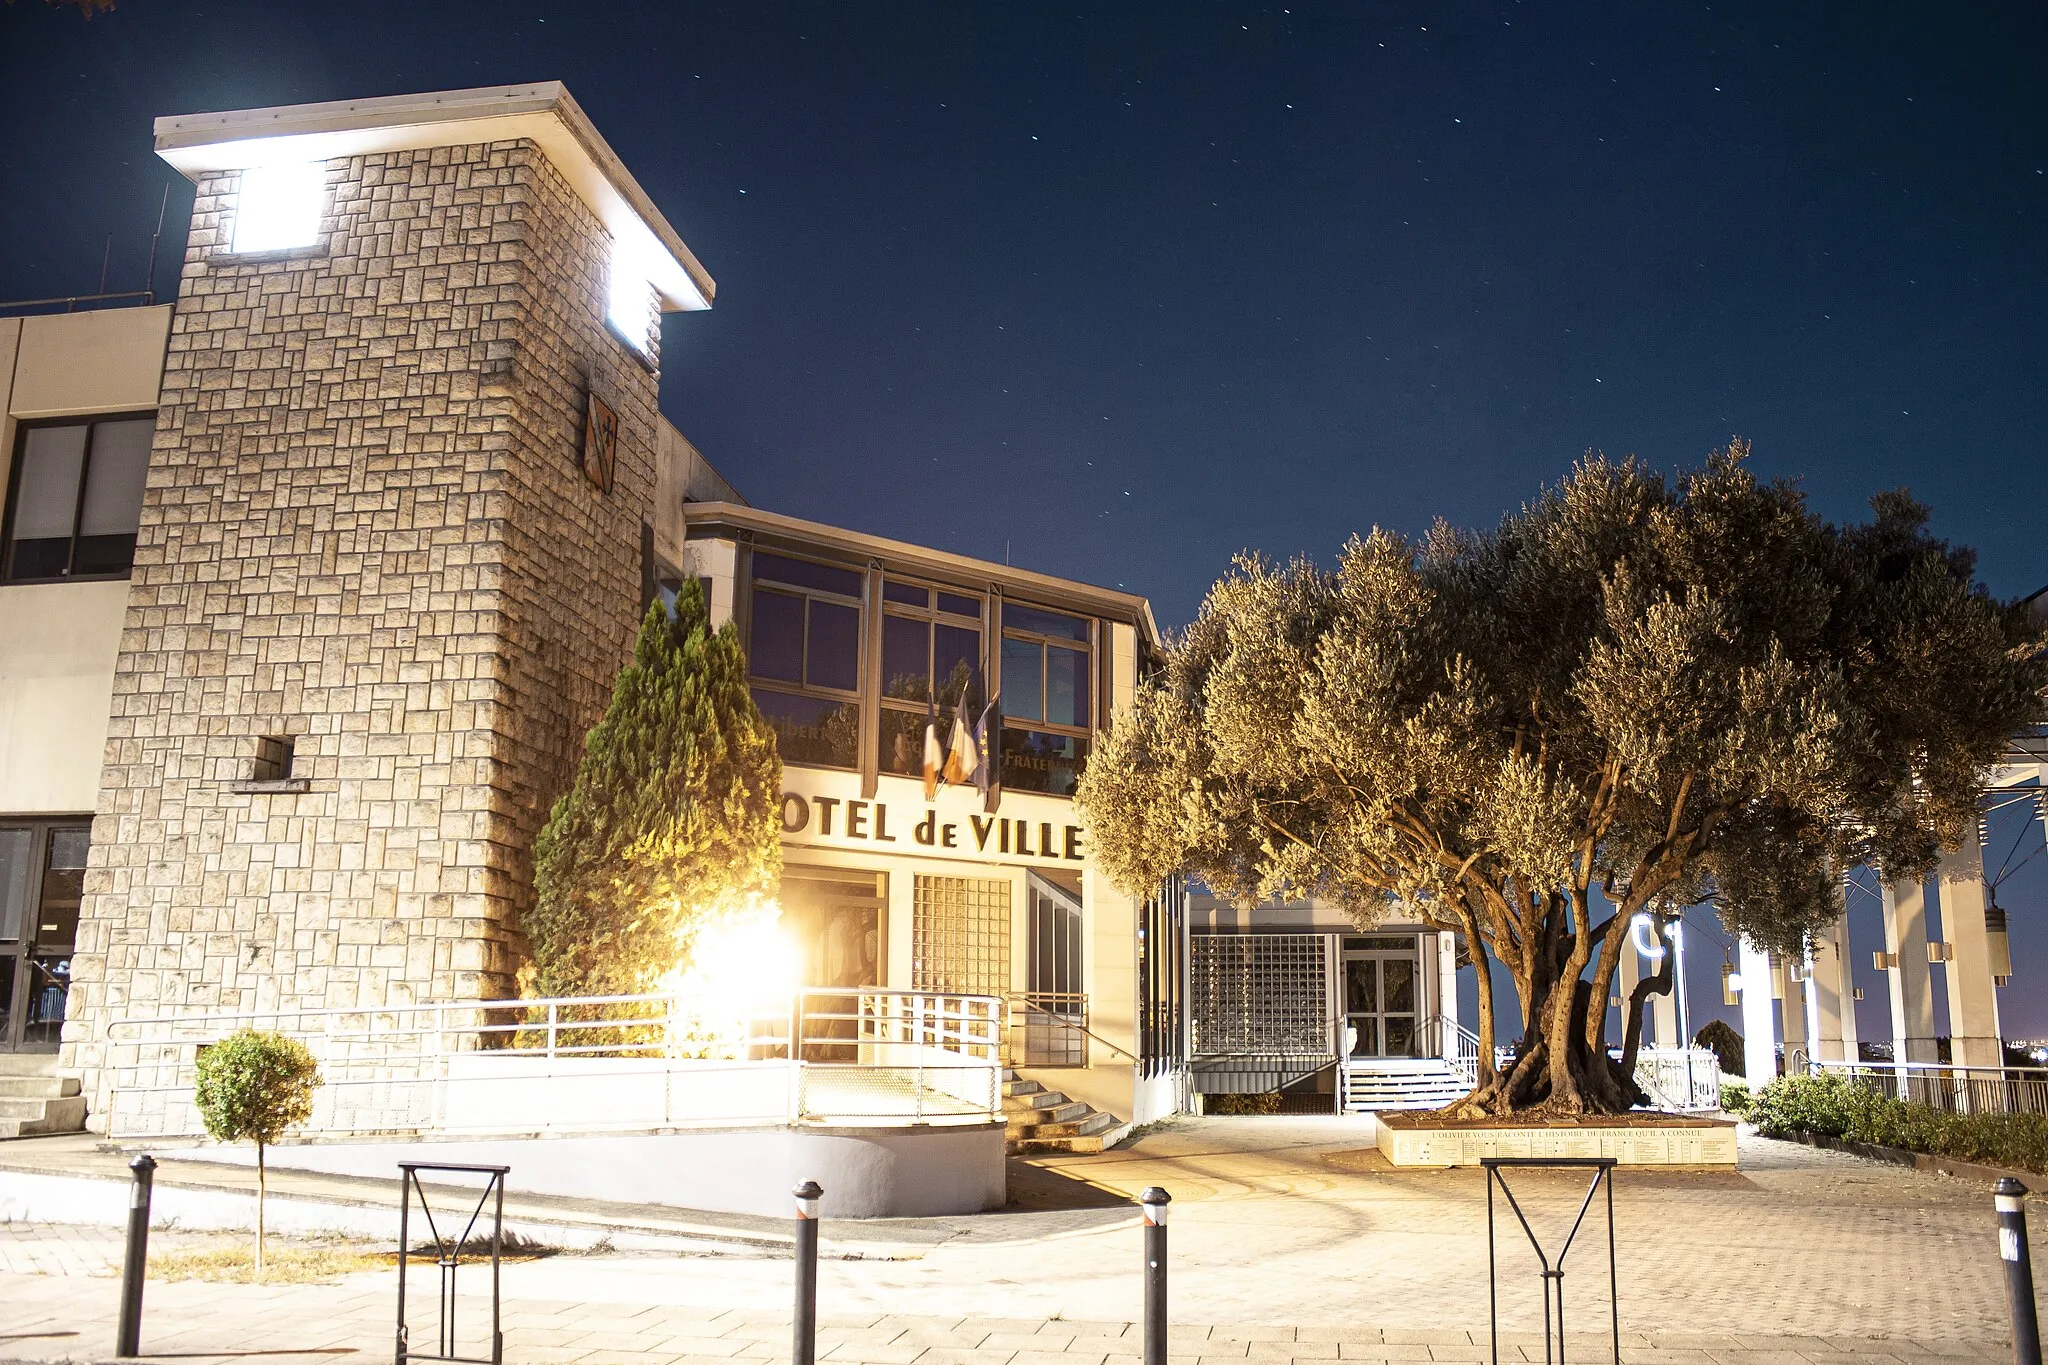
left=190, top=1122, right=1007, bottom=1218
left=0, top=580, right=130, bottom=813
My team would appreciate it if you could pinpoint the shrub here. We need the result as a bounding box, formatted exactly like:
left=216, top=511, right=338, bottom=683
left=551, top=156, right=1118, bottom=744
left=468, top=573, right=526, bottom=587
left=1747, top=1073, right=2048, bottom=1174
left=1719, top=1078, right=1751, bottom=1116
left=193, top=1030, right=322, bottom=1273
left=1210, top=1091, right=1283, bottom=1115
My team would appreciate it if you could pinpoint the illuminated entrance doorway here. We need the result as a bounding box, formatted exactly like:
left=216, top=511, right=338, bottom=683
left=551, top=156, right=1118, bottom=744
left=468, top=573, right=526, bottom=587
left=1342, top=934, right=1420, bottom=1059
left=0, top=822, right=87, bottom=1053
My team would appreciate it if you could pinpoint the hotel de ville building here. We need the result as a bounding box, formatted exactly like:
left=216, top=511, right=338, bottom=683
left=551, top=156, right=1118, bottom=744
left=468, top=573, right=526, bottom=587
left=0, top=85, right=1208, bottom=1183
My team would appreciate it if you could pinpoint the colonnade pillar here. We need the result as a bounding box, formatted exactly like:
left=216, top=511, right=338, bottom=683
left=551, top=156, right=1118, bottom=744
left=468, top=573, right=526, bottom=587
left=1880, top=879, right=1941, bottom=1067
left=1437, top=931, right=1460, bottom=1063
left=1809, top=909, right=1859, bottom=1064
left=1776, top=952, right=1808, bottom=1065
left=1739, top=938, right=1779, bottom=1091
left=1939, top=823, right=2004, bottom=1071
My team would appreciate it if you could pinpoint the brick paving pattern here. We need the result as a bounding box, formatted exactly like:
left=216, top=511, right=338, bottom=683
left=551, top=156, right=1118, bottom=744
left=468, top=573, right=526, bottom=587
left=0, top=1127, right=2035, bottom=1364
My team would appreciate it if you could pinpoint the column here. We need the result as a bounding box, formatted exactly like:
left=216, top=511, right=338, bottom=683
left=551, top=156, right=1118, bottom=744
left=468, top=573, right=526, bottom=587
left=1739, top=938, right=1778, bottom=1092
left=1881, top=879, right=1940, bottom=1066
left=1437, top=931, right=1460, bottom=1063
left=1939, top=821, right=2004, bottom=1072
left=1809, top=909, right=1859, bottom=1064
left=1776, top=952, right=1809, bottom=1066
left=1619, top=931, right=1644, bottom=1042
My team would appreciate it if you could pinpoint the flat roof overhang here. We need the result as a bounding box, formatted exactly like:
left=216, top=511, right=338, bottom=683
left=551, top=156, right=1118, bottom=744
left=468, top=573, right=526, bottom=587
left=154, top=82, right=713, bottom=313
left=684, top=501, right=1165, bottom=652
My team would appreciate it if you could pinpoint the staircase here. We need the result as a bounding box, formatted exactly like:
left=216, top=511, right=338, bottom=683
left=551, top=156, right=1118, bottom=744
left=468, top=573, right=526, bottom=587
left=0, top=1054, right=87, bottom=1138
left=1342, top=1057, right=1470, bottom=1113
left=1003, top=1069, right=1123, bottom=1153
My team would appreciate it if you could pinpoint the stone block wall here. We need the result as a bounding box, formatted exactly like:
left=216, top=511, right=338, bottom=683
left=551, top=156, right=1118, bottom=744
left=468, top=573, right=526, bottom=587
left=61, top=138, right=661, bottom=1125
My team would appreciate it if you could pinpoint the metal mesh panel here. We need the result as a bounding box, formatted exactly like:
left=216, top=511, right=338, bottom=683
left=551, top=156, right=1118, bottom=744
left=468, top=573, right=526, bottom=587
left=912, top=875, right=1011, bottom=995
left=1191, top=932, right=1328, bottom=1054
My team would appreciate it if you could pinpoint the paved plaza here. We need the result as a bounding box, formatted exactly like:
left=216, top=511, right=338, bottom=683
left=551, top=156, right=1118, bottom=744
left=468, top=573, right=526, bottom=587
left=0, top=1120, right=2037, bottom=1365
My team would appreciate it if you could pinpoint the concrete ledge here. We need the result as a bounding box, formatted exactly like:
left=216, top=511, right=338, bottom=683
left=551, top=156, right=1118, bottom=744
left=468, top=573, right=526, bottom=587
left=1377, top=1112, right=1737, bottom=1167
left=1777, top=1127, right=2040, bottom=1190
left=180, top=1122, right=1008, bottom=1217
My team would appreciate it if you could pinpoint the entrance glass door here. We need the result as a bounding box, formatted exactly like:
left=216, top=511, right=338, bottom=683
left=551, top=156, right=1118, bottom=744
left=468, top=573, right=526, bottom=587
left=1343, top=935, right=1420, bottom=1058
left=1, top=822, right=88, bottom=1053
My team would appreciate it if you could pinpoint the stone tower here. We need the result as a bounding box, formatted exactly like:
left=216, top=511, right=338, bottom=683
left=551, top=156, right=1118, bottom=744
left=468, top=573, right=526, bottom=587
left=61, top=85, right=713, bottom=1124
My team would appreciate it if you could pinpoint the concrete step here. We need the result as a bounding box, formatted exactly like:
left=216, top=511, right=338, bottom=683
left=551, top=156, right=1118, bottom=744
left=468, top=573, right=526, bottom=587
left=0, top=1054, right=61, bottom=1077
left=1004, top=1088, right=1069, bottom=1111
left=0, top=1094, right=87, bottom=1138
left=0, top=1076, right=80, bottom=1100
left=1003, top=1078, right=1045, bottom=1099
left=1006, top=1099, right=1091, bottom=1129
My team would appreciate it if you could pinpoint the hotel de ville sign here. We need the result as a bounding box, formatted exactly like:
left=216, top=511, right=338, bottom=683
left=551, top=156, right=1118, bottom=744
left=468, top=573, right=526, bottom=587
left=776, top=767, right=1086, bottom=867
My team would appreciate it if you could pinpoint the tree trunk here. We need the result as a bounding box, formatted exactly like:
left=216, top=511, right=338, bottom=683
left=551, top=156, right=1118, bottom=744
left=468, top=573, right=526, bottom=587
left=1444, top=961, right=1644, bottom=1118
left=256, top=1142, right=266, bottom=1277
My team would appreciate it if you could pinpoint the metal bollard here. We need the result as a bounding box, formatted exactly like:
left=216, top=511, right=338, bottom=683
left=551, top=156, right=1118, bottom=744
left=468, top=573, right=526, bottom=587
left=1997, top=1179, right=2041, bottom=1365
left=116, top=1154, right=156, bottom=1358
left=793, top=1180, right=823, bottom=1365
left=1141, top=1187, right=1170, bottom=1365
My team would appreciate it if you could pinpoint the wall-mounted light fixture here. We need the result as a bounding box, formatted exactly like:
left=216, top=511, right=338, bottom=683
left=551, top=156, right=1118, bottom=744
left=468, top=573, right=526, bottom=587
left=232, top=161, right=327, bottom=253
left=607, top=233, right=661, bottom=357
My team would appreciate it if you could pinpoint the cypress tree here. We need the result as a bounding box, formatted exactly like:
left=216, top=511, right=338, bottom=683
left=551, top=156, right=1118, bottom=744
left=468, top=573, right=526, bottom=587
left=525, top=580, right=783, bottom=999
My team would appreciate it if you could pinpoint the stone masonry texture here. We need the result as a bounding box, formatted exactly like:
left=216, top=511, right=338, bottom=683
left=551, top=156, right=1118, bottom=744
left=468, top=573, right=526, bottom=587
left=60, top=138, right=663, bottom=1128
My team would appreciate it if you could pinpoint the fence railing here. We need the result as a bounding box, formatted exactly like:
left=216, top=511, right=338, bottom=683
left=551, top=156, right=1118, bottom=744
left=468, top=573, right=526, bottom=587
left=1808, top=1058, right=2048, bottom=1116
left=102, top=988, right=1004, bottom=1140
left=1632, top=1047, right=1723, bottom=1113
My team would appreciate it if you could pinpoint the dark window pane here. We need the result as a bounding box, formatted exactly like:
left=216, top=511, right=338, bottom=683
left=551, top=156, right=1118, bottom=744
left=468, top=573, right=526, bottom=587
left=881, top=615, right=930, bottom=702
left=79, top=419, right=152, bottom=537
left=749, top=588, right=804, bottom=683
left=1045, top=644, right=1088, bottom=728
left=883, top=580, right=929, bottom=608
left=933, top=624, right=983, bottom=712
left=7, top=424, right=87, bottom=579
left=937, top=591, right=982, bottom=619
left=1004, top=603, right=1089, bottom=641
left=1384, top=959, right=1415, bottom=1013
left=0, top=828, right=31, bottom=942
left=752, top=689, right=860, bottom=769
left=754, top=551, right=861, bottom=598
left=999, top=726, right=1088, bottom=797
left=878, top=707, right=928, bottom=777
left=72, top=533, right=137, bottom=577
left=1002, top=638, right=1042, bottom=722
left=47, top=829, right=89, bottom=870
left=806, top=599, right=860, bottom=692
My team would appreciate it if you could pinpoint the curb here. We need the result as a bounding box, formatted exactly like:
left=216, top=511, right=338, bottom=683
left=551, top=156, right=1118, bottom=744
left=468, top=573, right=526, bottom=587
left=1780, top=1128, right=2041, bottom=1191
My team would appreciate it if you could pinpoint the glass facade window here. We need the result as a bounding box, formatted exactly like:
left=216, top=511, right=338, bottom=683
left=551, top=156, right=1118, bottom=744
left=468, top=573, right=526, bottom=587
left=748, top=552, right=865, bottom=769
left=0, top=821, right=87, bottom=1052
left=3, top=417, right=154, bottom=581
left=1000, top=602, right=1093, bottom=795
left=878, top=580, right=984, bottom=777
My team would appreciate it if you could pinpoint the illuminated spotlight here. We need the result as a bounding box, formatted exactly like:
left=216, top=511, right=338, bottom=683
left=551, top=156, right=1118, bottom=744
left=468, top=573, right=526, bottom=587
left=607, top=234, right=660, bottom=355
left=232, top=161, right=328, bottom=254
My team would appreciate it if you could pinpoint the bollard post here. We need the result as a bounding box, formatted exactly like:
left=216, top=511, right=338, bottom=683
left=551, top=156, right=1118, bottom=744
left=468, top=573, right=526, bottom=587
left=115, top=1154, right=156, bottom=1358
left=793, top=1180, right=823, bottom=1365
left=1998, top=1179, right=2042, bottom=1365
left=1141, top=1187, right=1170, bottom=1365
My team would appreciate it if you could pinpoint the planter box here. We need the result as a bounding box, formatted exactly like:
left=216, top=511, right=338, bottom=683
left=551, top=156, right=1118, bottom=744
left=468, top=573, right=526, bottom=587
left=1377, top=1111, right=1737, bottom=1167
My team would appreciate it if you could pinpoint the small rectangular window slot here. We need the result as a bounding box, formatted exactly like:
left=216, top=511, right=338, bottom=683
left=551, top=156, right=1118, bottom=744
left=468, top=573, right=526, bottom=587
left=231, top=735, right=309, bottom=794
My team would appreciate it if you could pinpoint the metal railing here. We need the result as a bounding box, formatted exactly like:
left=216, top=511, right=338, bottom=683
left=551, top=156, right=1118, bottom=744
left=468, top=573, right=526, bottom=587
left=1808, top=1058, right=2048, bottom=1116
left=1420, top=1014, right=1484, bottom=1087
left=1631, top=1047, right=1723, bottom=1113
left=1009, top=991, right=1095, bottom=1067
left=102, top=987, right=1004, bottom=1140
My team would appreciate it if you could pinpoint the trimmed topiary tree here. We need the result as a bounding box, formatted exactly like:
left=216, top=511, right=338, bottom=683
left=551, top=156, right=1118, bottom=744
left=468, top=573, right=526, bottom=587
left=1693, top=1020, right=1746, bottom=1079
left=524, top=580, right=783, bottom=1000
left=192, top=1029, right=321, bottom=1274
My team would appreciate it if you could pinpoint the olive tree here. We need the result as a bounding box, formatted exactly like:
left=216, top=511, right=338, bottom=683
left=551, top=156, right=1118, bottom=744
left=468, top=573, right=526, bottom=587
left=1078, top=444, right=2045, bottom=1116
left=192, top=1030, right=321, bottom=1272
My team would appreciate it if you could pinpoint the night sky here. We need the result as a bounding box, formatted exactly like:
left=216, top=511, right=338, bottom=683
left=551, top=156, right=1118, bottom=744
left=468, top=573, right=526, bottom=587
left=3, top=1, right=2044, bottom=1042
